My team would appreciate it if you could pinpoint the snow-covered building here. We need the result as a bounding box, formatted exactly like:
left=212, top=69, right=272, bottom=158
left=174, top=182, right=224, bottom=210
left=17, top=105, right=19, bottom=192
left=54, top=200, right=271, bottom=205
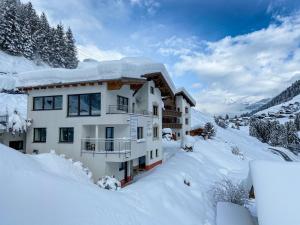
left=162, top=87, right=196, bottom=139
left=17, top=58, right=195, bottom=185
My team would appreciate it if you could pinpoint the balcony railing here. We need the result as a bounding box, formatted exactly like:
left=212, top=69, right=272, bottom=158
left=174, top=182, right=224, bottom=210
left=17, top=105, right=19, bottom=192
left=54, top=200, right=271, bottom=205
left=81, top=138, right=132, bottom=158
left=163, top=110, right=182, bottom=117
left=0, top=114, right=8, bottom=126
left=106, top=105, right=151, bottom=116
left=162, top=123, right=182, bottom=129
left=107, top=105, right=128, bottom=114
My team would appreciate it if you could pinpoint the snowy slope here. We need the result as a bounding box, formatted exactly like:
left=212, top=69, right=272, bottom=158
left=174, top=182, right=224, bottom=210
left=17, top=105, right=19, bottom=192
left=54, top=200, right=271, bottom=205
left=0, top=109, right=294, bottom=225
left=191, top=108, right=214, bottom=128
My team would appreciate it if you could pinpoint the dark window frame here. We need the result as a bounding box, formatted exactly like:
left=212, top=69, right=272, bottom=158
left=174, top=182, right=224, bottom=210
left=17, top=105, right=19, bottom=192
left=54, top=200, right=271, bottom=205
left=156, top=149, right=159, bottom=157
left=9, top=141, right=24, bottom=150
left=185, top=118, right=189, bottom=125
left=137, top=127, right=143, bottom=139
left=33, top=128, right=47, bottom=143
left=153, top=126, right=158, bottom=138
left=59, top=127, right=74, bottom=143
left=33, top=95, right=63, bottom=111
left=185, top=107, right=189, bottom=114
left=67, top=93, right=101, bottom=117
left=150, top=86, right=154, bottom=94
left=150, top=150, right=153, bottom=159
left=117, top=95, right=129, bottom=112
left=153, top=105, right=158, bottom=116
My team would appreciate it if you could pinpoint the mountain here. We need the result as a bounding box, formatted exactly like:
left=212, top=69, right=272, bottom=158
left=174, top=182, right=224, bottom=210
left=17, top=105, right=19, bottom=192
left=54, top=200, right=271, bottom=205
left=252, top=80, right=300, bottom=114
left=244, top=98, right=271, bottom=112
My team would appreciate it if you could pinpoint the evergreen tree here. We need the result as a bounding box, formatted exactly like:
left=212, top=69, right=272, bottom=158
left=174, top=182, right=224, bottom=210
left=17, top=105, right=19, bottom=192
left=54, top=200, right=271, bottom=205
left=269, top=121, right=287, bottom=147
left=0, top=0, right=22, bottom=55
left=64, top=27, right=78, bottom=69
left=51, top=24, right=66, bottom=67
left=294, top=113, right=300, bottom=131
left=285, top=121, right=299, bottom=145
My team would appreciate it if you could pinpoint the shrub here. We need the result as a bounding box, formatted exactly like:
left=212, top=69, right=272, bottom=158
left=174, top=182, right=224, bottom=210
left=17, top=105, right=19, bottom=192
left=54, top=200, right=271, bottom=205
left=97, top=176, right=121, bottom=191
left=214, top=116, right=228, bottom=129
left=212, top=178, right=248, bottom=206
left=231, top=146, right=244, bottom=160
left=203, top=122, right=216, bottom=139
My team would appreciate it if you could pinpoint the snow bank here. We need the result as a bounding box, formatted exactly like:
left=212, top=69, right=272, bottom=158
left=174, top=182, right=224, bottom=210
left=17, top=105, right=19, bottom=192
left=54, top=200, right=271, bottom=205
left=216, top=202, right=254, bottom=225
left=17, top=57, right=177, bottom=93
left=0, top=93, right=27, bottom=118
left=250, top=160, right=300, bottom=225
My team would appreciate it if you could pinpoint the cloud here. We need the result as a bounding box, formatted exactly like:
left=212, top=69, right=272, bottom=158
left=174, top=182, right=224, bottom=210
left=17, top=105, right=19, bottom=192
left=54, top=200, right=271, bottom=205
left=130, top=0, right=160, bottom=15
left=77, top=45, right=125, bottom=61
left=169, top=13, right=300, bottom=114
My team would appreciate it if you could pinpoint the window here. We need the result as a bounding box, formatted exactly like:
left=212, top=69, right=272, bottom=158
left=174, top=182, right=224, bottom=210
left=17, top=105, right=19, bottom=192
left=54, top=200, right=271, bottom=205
left=177, top=107, right=180, bottom=112
left=156, top=149, right=159, bottom=157
left=33, top=96, right=62, bottom=110
left=150, top=150, right=153, bottom=159
left=185, top=118, right=189, bottom=125
left=9, top=141, right=23, bottom=150
left=153, top=105, right=158, bottom=116
left=119, top=162, right=125, bottom=171
left=153, top=126, right=158, bottom=139
left=178, top=132, right=180, bottom=137
left=33, top=128, right=46, bottom=142
left=59, top=128, right=74, bottom=143
left=67, top=93, right=101, bottom=116
left=185, top=107, right=189, bottom=113
left=186, top=131, right=189, bottom=135
left=117, top=95, right=128, bottom=112
left=137, top=127, right=143, bottom=139
left=150, top=86, right=154, bottom=94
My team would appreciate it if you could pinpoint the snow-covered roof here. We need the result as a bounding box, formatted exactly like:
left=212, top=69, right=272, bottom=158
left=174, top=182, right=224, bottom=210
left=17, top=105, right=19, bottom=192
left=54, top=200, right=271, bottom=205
left=17, top=57, right=177, bottom=93
left=175, top=87, right=196, bottom=106
left=250, top=160, right=300, bottom=225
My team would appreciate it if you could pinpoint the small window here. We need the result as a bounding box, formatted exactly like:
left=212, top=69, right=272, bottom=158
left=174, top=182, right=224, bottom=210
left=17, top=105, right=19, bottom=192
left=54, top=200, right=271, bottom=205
left=150, top=150, right=153, bottom=159
left=33, top=128, right=46, bottom=142
left=177, top=107, right=180, bottom=112
left=119, top=162, right=125, bottom=171
left=178, top=132, right=180, bottom=137
left=150, top=86, right=154, bottom=94
left=185, top=131, right=188, bottom=135
left=137, top=127, right=143, bottom=139
left=9, top=141, right=23, bottom=150
left=33, top=97, right=43, bottom=110
left=156, top=149, right=158, bottom=157
left=117, top=95, right=129, bottom=112
left=185, top=118, right=189, bottom=125
left=153, top=126, right=158, bottom=138
left=185, top=107, right=189, bottom=113
left=59, top=127, right=74, bottom=143
left=153, top=105, right=158, bottom=116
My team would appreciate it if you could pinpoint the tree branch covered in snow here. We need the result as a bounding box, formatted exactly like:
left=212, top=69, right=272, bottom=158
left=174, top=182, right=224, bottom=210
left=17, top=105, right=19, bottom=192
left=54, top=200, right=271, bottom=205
left=7, top=110, right=30, bottom=134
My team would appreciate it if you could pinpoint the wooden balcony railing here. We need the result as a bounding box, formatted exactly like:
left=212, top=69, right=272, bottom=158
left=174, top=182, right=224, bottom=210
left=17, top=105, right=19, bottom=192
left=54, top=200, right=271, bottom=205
left=162, top=123, right=182, bottom=129
left=162, top=110, right=182, bottom=117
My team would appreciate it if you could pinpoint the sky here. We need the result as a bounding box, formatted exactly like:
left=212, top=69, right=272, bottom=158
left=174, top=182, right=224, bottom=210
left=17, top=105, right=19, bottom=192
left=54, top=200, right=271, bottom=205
left=22, top=0, right=300, bottom=115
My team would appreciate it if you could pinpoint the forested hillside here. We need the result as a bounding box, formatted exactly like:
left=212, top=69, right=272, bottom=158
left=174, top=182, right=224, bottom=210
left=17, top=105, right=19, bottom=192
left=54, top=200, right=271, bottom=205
left=252, top=80, right=300, bottom=114
left=0, top=0, right=78, bottom=69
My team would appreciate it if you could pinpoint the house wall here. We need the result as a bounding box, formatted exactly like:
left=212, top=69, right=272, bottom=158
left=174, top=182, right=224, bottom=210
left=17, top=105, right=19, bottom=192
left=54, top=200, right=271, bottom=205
left=175, top=95, right=192, bottom=138
left=0, top=132, right=26, bottom=151
left=25, top=80, right=163, bottom=182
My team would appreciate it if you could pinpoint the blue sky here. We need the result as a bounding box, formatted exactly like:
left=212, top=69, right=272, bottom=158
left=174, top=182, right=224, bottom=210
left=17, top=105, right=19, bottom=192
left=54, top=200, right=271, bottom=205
left=23, top=0, right=300, bottom=114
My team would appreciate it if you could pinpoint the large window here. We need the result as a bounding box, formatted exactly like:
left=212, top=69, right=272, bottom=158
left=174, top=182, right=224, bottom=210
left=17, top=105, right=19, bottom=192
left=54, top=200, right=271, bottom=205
left=67, top=93, right=101, bottom=117
left=33, top=96, right=62, bottom=110
left=117, top=95, right=128, bottom=112
left=153, top=126, right=158, bottom=139
left=59, top=128, right=74, bottom=143
left=33, top=128, right=46, bottom=142
left=137, top=127, right=143, bottom=139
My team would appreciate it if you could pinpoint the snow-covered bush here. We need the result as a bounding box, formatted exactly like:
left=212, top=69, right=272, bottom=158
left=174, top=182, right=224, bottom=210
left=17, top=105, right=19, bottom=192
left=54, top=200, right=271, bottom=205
left=212, top=178, right=248, bottom=206
left=162, top=128, right=173, bottom=140
left=231, top=146, right=244, bottom=160
left=7, top=110, right=30, bottom=134
left=97, top=176, right=121, bottom=191
left=182, top=135, right=196, bottom=151
left=214, top=116, right=228, bottom=129
left=203, top=122, right=216, bottom=139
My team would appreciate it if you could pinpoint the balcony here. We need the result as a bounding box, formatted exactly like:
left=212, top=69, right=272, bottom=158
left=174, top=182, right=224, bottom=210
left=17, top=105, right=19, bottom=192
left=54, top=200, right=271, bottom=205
left=106, top=105, right=151, bottom=116
left=80, top=138, right=146, bottom=162
left=163, top=110, right=182, bottom=117
left=162, top=123, right=182, bottom=129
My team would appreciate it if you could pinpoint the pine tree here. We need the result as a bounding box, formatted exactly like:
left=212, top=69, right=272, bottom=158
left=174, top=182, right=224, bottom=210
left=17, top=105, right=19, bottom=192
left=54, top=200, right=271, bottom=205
left=294, top=113, right=300, bottom=131
left=51, top=24, right=66, bottom=67
left=269, top=121, right=287, bottom=147
left=0, top=0, right=22, bottom=55
left=64, top=27, right=78, bottom=68
left=285, top=121, right=299, bottom=146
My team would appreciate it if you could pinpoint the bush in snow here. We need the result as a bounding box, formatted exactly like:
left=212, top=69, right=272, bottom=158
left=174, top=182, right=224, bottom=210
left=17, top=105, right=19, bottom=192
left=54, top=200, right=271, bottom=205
left=7, top=110, right=30, bottom=134
left=203, top=122, right=216, bottom=139
left=212, top=178, right=248, bottom=206
left=231, top=146, right=244, bottom=160
left=97, top=176, right=121, bottom=191
left=162, top=128, right=173, bottom=140
left=214, top=116, right=228, bottom=129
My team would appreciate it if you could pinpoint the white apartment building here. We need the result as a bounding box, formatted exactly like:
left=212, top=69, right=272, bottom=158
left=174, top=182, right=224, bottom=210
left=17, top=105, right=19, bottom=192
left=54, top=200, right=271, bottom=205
left=162, top=88, right=196, bottom=140
left=17, top=58, right=191, bottom=186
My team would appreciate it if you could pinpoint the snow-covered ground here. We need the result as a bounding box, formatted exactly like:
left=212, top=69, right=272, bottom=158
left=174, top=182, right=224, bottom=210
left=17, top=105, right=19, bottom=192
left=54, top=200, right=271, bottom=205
left=0, top=113, right=293, bottom=225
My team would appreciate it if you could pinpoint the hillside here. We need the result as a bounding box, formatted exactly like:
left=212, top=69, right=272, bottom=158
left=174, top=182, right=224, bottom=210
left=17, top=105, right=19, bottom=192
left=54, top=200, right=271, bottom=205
left=1, top=110, right=297, bottom=225
left=252, top=80, right=300, bottom=114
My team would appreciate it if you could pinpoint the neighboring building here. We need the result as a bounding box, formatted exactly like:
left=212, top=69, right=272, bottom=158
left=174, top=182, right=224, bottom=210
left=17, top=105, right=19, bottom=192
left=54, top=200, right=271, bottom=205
left=162, top=88, right=196, bottom=139
left=0, top=114, right=26, bottom=153
left=17, top=58, right=193, bottom=186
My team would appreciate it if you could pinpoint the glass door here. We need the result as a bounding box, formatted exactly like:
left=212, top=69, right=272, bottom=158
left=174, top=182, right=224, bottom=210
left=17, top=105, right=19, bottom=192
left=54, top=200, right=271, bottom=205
left=105, top=127, right=114, bottom=151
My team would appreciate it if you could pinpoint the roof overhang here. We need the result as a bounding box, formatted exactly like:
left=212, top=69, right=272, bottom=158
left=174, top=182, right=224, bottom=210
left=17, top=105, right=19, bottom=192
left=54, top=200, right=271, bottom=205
left=175, top=90, right=196, bottom=107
